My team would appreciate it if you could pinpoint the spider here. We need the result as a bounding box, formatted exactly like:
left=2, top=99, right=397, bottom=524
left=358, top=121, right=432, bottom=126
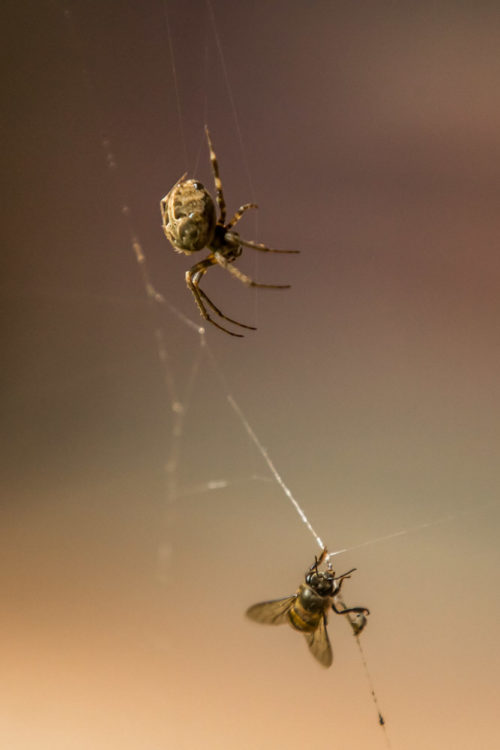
left=160, top=126, right=299, bottom=336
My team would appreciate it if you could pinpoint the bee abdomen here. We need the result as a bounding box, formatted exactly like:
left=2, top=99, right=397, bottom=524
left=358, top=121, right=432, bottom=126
left=288, top=602, right=322, bottom=634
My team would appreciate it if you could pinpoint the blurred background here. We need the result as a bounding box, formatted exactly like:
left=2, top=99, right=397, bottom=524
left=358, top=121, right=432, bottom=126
left=2, top=1, right=500, bottom=747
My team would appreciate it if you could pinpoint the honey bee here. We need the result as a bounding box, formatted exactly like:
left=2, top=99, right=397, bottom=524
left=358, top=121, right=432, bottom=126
left=246, top=549, right=370, bottom=667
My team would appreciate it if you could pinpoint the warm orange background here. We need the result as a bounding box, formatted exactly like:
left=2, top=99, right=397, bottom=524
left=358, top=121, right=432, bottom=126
left=3, top=1, right=500, bottom=748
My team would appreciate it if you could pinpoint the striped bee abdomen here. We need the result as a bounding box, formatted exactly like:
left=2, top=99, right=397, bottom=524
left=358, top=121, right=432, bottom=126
left=287, top=584, right=329, bottom=634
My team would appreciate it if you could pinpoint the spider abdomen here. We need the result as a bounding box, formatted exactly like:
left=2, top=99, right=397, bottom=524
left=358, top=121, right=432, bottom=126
left=162, top=178, right=216, bottom=254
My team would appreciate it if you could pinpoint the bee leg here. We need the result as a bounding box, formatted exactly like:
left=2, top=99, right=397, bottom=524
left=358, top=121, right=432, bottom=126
left=332, top=601, right=370, bottom=617
left=333, top=568, right=357, bottom=595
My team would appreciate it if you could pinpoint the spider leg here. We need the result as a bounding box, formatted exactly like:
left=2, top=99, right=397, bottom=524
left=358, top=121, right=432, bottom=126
left=185, top=257, right=256, bottom=336
left=197, top=287, right=257, bottom=331
left=214, top=251, right=291, bottom=289
left=238, top=237, right=300, bottom=254
left=205, top=126, right=226, bottom=224
left=226, top=203, right=258, bottom=229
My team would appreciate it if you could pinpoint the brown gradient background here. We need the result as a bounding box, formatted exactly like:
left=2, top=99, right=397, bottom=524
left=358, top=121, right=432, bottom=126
left=3, top=1, right=500, bottom=748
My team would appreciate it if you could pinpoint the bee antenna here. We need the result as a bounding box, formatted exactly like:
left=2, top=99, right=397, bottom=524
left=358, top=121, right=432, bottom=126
left=334, top=567, right=357, bottom=582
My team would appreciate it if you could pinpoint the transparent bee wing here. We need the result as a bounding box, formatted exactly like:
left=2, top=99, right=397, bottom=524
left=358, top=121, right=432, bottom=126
left=304, top=615, right=333, bottom=667
left=246, top=596, right=296, bottom=625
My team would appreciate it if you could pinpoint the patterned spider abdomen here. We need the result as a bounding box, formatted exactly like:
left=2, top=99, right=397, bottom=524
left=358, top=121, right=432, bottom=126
left=161, top=178, right=216, bottom=254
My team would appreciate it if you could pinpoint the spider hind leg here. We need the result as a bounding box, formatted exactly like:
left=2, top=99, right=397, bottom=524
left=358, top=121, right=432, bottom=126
left=214, top=252, right=291, bottom=289
left=185, top=258, right=256, bottom=337
left=197, top=287, right=257, bottom=331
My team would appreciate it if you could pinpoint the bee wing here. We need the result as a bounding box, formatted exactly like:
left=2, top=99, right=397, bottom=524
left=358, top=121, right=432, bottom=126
left=305, top=614, right=333, bottom=667
left=246, top=596, right=296, bottom=625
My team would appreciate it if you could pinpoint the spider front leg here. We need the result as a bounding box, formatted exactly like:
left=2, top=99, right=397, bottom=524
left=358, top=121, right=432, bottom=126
left=204, top=126, right=226, bottom=224
left=226, top=203, right=258, bottom=229
left=214, top=251, right=291, bottom=289
left=185, top=257, right=256, bottom=337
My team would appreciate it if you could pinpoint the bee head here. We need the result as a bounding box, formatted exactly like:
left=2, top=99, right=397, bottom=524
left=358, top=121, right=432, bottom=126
left=305, top=569, right=335, bottom=596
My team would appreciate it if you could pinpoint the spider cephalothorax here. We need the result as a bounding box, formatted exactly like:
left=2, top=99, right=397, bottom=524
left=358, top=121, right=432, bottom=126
left=160, top=127, right=299, bottom=337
